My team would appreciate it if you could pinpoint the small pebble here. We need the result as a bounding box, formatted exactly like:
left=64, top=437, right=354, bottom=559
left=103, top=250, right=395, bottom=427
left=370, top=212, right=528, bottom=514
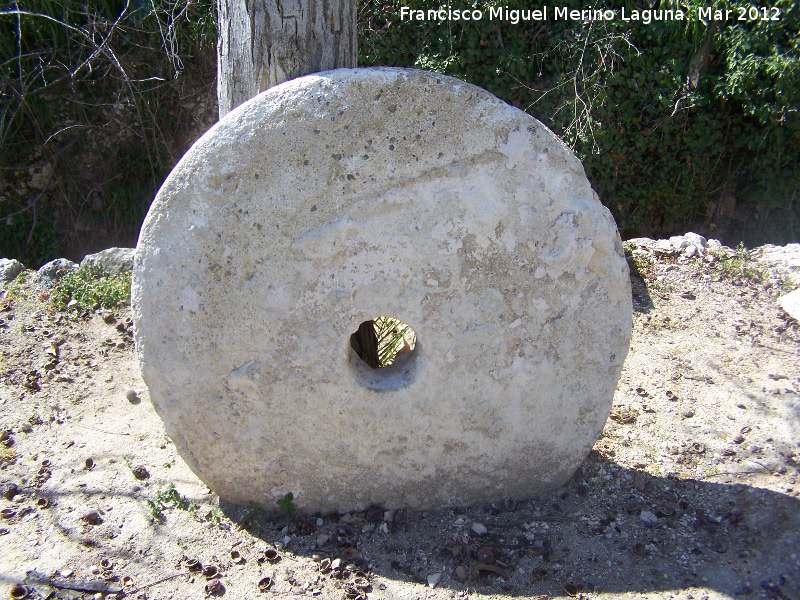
left=639, top=510, right=659, bottom=525
left=131, top=466, right=149, bottom=480
left=471, top=522, right=488, bottom=535
left=1, top=482, right=17, bottom=500
left=427, top=572, right=442, bottom=588
left=81, top=511, right=103, bottom=525
left=125, top=389, right=140, bottom=404
left=732, top=433, right=744, bottom=444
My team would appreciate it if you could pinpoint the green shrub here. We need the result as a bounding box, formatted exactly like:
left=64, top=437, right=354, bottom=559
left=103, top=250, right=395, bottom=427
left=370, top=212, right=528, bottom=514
left=1, top=0, right=797, bottom=261
left=359, top=0, right=800, bottom=244
left=50, top=263, right=131, bottom=311
left=146, top=482, right=197, bottom=521
left=0, top=208, right=62, bottom=267
left=0, top=0, right=217, bottom=266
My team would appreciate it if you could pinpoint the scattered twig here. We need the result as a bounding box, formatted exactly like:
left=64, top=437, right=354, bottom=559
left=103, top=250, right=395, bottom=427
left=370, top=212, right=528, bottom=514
left=755, top=341, right=799, bottom=356
left=697, top=467, right=768, bottom=481
left=74, top=424, right=132, bottom=436
left=36, top=578, right=122, bottom=595
left=127, top=571, right=187, bottom=594
left=483, top=516, right=568, bottom=528
left=472, top=563, right=509, bottom=579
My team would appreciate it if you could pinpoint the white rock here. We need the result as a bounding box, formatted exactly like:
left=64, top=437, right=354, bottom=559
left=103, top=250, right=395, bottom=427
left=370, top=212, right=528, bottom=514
left=669, top=235, right=690, bottom=250
left=81, top=247, right=134, bottom=275
left=471, top=522, right=488, bottom=535
left=0, top=258, right=25, bottom=283
left=133, top=68, right=632, bottom=513
left=666, top=233, right=706, bottom=257
left=427, top=572, right=442, bottom=588
left=32, top=258, right=77, bottom=286
left=655, top=239, right=675, bottom=254
left=683, top=232, right=707, bottom=250
left=640, top=510, right=659, bottom=525
left=779, top=288, right=800, bottom=321
left=757, top=243, right=800, bottom=282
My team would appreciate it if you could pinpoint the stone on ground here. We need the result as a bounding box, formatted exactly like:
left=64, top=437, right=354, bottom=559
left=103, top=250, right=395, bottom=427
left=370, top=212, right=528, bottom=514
left=0, top=258, right=25, bottom=284
left=133, top=68, right=632, bottom=513
left=81, top=247, right=135, bottom=275
left=32, top=258, right=77, bottom=286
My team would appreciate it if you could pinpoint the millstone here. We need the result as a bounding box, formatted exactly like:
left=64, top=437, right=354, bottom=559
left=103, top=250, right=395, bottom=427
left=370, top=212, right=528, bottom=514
left=133, top=68, right=632, bottom=513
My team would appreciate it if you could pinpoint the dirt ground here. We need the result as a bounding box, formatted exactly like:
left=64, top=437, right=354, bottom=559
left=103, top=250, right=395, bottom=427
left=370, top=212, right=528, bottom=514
left=1, top=238, right=799, bottom=600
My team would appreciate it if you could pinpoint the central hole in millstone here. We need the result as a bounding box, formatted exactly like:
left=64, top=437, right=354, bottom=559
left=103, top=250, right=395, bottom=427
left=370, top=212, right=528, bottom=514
left=350, top=316, right=417, bottom=369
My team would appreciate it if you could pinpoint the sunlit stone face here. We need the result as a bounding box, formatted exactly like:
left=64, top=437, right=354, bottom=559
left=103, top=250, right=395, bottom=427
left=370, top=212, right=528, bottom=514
left=133, top=68, right=632, bottom=513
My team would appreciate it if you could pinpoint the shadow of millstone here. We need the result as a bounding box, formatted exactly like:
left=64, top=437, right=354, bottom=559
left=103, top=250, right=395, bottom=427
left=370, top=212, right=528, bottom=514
left=626, top=254, right=655, bottom=314
left=217, top=454, right=799, bottom=598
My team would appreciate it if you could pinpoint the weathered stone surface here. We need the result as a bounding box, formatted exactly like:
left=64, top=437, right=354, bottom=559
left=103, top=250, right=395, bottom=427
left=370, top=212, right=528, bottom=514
left=133, top=68, right=632, bottom=513
left=0, top=259, right=25, bottom=284
left=778, top=288, right=800, bottom=321
left=757, top=243, right=800, bottom=282
left=654, top=232, right=708, bottom=257
left=32, top=258, right=77, bottom=286
left=81, top=247, right=135, bottom=275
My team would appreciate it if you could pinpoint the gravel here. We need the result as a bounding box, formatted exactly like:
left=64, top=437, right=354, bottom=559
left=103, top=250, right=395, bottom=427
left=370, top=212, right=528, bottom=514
left=1, top=236, right=799, bottom=600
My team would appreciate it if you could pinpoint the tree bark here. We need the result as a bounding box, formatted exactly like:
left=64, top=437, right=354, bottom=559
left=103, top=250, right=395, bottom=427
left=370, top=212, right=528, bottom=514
left=217, top=0, right=357, bottom=119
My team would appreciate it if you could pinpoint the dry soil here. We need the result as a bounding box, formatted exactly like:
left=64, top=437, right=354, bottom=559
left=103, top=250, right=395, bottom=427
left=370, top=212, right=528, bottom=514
left=1, top=238, right=799, bottom=600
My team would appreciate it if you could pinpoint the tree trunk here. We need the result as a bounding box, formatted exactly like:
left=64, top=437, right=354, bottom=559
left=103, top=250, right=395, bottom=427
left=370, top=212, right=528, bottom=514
left=217, top=0, right=357, bottom=119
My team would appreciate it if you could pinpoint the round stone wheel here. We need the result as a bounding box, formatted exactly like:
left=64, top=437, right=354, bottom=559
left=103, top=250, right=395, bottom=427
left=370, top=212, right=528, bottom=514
left=133, top=68, right=632, bottom=513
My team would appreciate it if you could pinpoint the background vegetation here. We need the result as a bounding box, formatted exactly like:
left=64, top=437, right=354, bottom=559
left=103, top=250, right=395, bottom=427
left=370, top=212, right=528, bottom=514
left=0, top=0, right=216, bottom=266
left=1, top=0, right=798, bottom=267
left=360, top=0, right=800, bottom=242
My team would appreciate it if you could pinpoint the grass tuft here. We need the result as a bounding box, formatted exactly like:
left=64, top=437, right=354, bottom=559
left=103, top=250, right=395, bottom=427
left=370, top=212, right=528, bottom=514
left=50, top=264, right=130, bottom=311
left=276, top=492, right=295, bottom=516
left=146, top=482, right=196, bottom=521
